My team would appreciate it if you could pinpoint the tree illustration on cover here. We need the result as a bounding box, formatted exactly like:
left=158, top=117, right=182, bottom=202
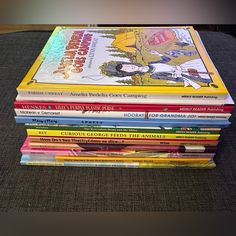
left=100, top=28, right=214, bottom=89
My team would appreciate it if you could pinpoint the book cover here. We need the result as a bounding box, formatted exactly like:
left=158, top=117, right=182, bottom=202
left=17, top=26, right=228, bottom=100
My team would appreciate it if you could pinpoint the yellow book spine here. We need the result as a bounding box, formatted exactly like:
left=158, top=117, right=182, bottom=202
left=27, top=129, right=219, bottom=140
left=56, top=156, right=211, bottom=164
left=138, top=162, right=216, bottom=168
left=21, top=161, right=64, bottom=166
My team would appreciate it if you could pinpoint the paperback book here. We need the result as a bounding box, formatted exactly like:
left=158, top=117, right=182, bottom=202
left=14, top=100, right=234, bottom=113
left=15, top=109, right=231, bottom=120
left=15, top=116, right=231, bottom=127
left=26, top=128, right=220, bottom=140
left=20, top=154, right=216, bottom=168
left=28, top=136, right=219, bottom=146
left=25, top=124, right=221, bottom=134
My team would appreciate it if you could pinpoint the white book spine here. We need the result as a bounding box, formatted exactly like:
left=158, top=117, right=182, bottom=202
left=15, top=109, right=231, bottom=120
left=16, top=93, right=226, bottom=105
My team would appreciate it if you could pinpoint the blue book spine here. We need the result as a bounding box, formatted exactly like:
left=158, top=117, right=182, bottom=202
left=15, top=116, right=230, bottom=127
left=20, top=155, right=216, bottom=168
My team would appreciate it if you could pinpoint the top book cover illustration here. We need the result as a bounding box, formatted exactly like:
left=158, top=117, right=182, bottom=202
left=17, top=26, right=228, bottom=97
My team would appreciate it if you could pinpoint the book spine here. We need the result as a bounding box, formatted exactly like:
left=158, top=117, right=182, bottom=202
left=15, top=109, right=231, bottom=120
left=21, top=150, right=215, bottom=157
left=25, top=125, right=221, bottom=134
left=20, top=160, right=216, bottom=168
left=20, top=156, right=216, bottom=168
left=28, top=142, right=218, bottom=151
left=27, top=141, right=217, bottom=152
left=28, top=136, right=219, bottom=146
left=16, top=92, right=226, bottom=105
left=26, top=129, right=220, bottom=140
left=29, top=142, right=84, bottom=149
left=55, top=156, right=212, bottom=163
left=14, top=101, right=234, bottom=113
left=28, top=137, right=189, bottom=151
left=21, top=140, right=216, bottom=156
left=21, top=146, right=215, bottom=157
left=15, top=116, right=231, bottom=127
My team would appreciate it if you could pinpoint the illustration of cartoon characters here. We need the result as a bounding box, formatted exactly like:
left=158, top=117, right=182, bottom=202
left=148, top=49, right=197, bottom=59
left=165, top=49, right=197, bottom=58
left=100, top=56, right=213, bottom=89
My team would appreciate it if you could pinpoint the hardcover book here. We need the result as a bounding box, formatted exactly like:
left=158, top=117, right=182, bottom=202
left=17, top=26, right=229, bottom=103
left=14, top=98, right=234, bottom=113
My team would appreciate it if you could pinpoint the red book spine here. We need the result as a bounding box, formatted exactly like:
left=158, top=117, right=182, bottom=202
left=14, top=101, right=234, bottom=113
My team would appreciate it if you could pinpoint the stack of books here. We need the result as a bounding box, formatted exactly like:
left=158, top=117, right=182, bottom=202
left=14, top=26, right=234, bottom=168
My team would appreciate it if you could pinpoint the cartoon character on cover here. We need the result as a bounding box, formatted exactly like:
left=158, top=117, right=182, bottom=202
left=101, top=52, right=212, bottom=89
left=150, top=49, right=197, bottom=58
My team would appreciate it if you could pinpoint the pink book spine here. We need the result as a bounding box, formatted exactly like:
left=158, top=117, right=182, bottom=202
left=21, top=138, right=82, bottom=156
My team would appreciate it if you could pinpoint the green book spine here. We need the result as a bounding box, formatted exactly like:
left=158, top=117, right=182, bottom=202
left=25, top=125, right=220, bottom=134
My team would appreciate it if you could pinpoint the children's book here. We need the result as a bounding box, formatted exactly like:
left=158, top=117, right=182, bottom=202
left=15, top=116, right=231, bottom=127
left=28, top=136, right=219, bottom=146
left=20, top=154, right=216, bottom=168
left=21, top=138, right=215, bottom=157
left=14, top=99, right=234, bottom=113
left=17, top=26, right=229, bottom=103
